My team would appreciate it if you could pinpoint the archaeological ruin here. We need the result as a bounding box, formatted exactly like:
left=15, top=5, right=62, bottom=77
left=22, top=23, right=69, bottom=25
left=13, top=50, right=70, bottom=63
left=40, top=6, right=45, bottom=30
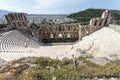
left=5, top=10, right=112, bottom=43
left=31, top=24, right=81, bottom=42
left=80, top=10, right=112, bottom=37
left=89, top=10, right=112, bottom=26
left=5, top=13, right=32, bottom=34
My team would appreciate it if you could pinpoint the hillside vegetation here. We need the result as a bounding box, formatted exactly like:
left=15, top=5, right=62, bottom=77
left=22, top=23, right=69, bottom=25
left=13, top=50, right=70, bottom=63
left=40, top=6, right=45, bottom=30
left=68, top=8, right=120, bottom=25
left=0, top=57, right=120, bottom=80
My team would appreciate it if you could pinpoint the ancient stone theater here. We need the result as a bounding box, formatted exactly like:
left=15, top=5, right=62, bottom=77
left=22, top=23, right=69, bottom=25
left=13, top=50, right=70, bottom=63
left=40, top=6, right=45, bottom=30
left=5, top=10, right=112, bottom=43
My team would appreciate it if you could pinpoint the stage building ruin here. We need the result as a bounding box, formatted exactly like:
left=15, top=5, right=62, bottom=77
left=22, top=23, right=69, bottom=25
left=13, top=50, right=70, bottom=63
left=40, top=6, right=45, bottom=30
left=81, top=10, right=112, bottom=37
left=5, top=10, right=112, bottom=43
left=30, top=24, right=81, bottom=42
left=5, top=13, right=31, bottom=33
left=89, top=10, right=112, bottom=27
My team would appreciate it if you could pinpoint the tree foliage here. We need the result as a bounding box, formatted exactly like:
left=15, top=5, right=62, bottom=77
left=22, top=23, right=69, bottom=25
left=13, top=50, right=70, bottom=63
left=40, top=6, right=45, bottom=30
left=68, top=8, right=120, bottom=25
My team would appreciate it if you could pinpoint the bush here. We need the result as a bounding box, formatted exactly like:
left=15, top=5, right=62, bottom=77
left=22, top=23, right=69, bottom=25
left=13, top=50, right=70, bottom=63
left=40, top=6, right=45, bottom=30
left=2, top=57, right=120, bottom=80
left=34, top=57, right=61, bottom=69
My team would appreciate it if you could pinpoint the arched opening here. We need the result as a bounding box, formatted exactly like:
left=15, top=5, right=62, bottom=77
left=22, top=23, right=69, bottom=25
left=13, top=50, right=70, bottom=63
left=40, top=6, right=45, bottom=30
left=58, top=33, right=62, bottom=38
left=50, top=34, right=54, bottom=39
left=67, top=33, right=71, bottom=38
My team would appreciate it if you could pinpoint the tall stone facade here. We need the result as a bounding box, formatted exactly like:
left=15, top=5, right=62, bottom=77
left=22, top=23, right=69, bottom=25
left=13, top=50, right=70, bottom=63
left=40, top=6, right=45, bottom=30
left=31, top=24, right=80, bottom=42
left=5, top=13, right=30, bottom=30
left=80, top=10, right=112, bottom=38
left=89, top=10, right=112, bottom=26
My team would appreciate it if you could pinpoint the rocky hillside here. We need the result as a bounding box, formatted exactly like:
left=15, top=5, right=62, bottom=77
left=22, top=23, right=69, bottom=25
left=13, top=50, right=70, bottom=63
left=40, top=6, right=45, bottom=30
left=68, top=8, right=120, bottom=25
left=0, top=56, right=119, bottom=80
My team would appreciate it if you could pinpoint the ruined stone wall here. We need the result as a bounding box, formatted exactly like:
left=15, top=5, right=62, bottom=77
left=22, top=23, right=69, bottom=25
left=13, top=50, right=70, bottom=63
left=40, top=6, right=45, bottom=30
left=80, top=10, right=112, bottom=37
left=4, top=10, right=112, bottom=43
left=30, top=26, right=40, bottom=40
left=89, top=10, right=112, bottom=27
left=37, top=24, right=80, bottom=42
left=5, top=13, right=32, bottom=35
left=80, top=25, right=103, bottom=38
left=31, top=10, right=112, bottom=42
left=35, top=22, right=104, bottom=43
left=80, top=10, right=112, bottom=38
left=5, top=13, right=30, bottom=30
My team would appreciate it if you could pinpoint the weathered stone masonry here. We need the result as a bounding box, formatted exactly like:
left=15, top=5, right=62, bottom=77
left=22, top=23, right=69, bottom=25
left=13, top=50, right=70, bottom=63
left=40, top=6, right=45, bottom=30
left=5, top=10, right=112, bottom=43
left=38, top=24, right=80, bottom=42
left=81, top=10, right=112, bottom=37
left=5, top=13, right=31, bottom=33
